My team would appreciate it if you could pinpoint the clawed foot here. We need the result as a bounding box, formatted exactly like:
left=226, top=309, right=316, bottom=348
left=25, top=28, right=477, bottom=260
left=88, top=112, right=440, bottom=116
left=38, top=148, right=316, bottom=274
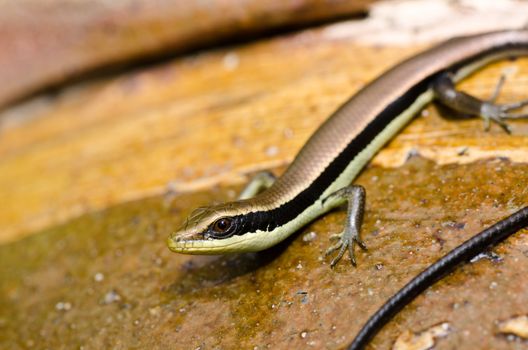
left=325, top=230, right=367, bottom=268
left=480, top=75, right=528, bottom=133
left=481, top=100, right=528, bottom=133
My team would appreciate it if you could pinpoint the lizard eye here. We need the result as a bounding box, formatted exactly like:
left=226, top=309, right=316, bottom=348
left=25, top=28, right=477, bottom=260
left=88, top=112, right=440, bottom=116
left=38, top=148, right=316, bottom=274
left=212, top=217, right=233, bottom=235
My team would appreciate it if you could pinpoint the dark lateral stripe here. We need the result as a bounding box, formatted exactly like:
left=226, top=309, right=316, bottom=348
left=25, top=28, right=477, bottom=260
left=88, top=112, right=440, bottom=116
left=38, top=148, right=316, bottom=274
left=229, top=42, right=528, bottom=238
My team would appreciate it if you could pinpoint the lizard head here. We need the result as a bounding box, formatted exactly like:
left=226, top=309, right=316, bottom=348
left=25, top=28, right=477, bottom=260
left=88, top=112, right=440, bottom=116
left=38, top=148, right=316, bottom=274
left=167, top=201, right=270, bottom=254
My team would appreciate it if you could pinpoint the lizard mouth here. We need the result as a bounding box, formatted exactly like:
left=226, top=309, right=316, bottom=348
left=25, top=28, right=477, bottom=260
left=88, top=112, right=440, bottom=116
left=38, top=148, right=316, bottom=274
left=167, top=229, right=205, bottom=251
left=166, top=234, right=235, bottom=255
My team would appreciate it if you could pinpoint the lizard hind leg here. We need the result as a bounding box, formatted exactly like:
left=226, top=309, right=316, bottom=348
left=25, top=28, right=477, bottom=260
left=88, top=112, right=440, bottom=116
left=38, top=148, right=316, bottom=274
left=433, top=72, right=528, bottom=133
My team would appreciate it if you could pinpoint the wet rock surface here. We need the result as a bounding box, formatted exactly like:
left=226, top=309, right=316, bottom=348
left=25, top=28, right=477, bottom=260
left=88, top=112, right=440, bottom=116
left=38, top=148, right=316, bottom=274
left=1, top=158, right=527, bottom=349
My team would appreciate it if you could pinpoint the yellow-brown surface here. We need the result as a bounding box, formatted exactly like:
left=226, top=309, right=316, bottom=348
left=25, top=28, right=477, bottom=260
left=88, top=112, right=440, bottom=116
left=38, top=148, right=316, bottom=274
left=1, top=10, right=528, bottom=350
left=1, top=27, right=528, bottom=243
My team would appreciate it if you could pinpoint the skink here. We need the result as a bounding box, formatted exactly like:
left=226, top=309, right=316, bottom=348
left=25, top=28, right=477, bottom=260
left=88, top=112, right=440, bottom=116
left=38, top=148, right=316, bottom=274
left=167, top=29, right=528, bottom=348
